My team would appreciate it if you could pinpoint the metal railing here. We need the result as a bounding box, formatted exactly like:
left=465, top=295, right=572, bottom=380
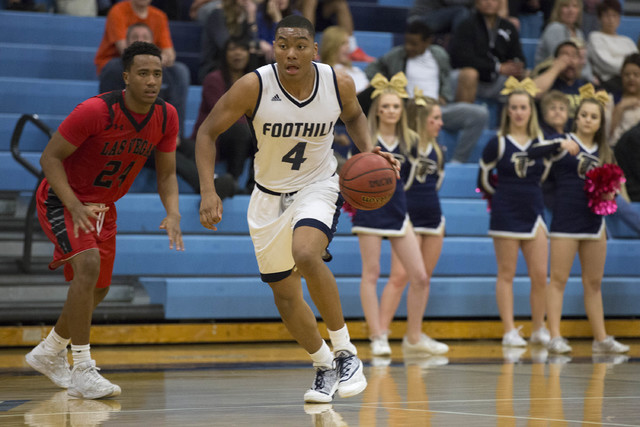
left=10, top=114, right=52, bottom=272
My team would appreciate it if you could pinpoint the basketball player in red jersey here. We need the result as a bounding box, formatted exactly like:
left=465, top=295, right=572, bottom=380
left=25, top=42, right=183, bottom=399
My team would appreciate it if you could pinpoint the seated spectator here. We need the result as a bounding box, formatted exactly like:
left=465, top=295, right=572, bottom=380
left=532, top=40, right=590, bottom=120
left=534, top=0, right=594, bottom=82
left=56, top=0, right=97, bottom=16
left=539, top=90, right=570, bottom=136
left=588, top=0, right=639, bottom=95
left=95, top=1, right=190, bottom=139
left=366, top=20, right=489, bottom=163
left=189, top=0, right=221, bottom=24
left=198, top=0, right=265, bottom=83
left=192, top=38, right=255, bottom=193
left=610, top=54, right=640, bottom=146
left=256, top=0, right=300, bottom=63
left=298, top=0, right=374, bottom=62
left=320, top=26, right=369, bottom=94
left=615, top=123, right=640, bottom=202
left=450, top=0, right=525, bottom=104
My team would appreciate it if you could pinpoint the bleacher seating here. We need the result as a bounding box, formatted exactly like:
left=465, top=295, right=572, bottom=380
left=1, top=7, right=639, bottom=324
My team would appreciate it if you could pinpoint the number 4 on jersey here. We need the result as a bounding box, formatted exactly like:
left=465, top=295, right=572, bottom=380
left=282, top=142, right=307, bottom=170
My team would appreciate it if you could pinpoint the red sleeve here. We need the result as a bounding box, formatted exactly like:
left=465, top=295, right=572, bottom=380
left=156, top=103, right=179, bottom=152
left=57, top=97, right=110, bottom=147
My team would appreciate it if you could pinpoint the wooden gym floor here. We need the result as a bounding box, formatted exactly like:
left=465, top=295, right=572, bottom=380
left=0, top=339, right=639, bottom=426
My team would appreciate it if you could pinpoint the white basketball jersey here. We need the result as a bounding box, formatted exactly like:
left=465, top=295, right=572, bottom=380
left=251, top=62, right=341, bottom=193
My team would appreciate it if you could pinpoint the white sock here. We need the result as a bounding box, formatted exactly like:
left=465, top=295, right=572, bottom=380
left=309, top=340, right=333, bottom=368
left=71, top=344, right=91, bottom=366
left=43, top=328, right=70, bottom=354
left=328, top=324, right=357, bottom=354
left=348, top=35, right=357, bottom=53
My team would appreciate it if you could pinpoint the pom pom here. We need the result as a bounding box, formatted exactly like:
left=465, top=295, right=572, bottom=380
left=476, top=172, right=497, bottom=212
left=583, top=164, right=626, bottom=216
left=342, top=200, right=357, bottom=220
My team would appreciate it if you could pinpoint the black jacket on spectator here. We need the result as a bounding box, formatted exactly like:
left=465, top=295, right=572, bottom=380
left=450, top=10, right=525, bottom=82
left=615, top=123, right=640, bottom=202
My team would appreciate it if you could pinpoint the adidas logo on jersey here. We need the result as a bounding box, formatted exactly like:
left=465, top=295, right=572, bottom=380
left=271, top=94, right=282, bottom=101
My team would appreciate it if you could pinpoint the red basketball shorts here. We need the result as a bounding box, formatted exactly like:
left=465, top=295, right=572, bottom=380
left=36, top=180, right=117, bottom=288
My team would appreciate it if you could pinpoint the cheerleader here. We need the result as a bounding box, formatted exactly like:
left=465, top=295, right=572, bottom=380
left=478, top=77, right=579, bottom=348
left=352, top=73, right=447, bottom=357
left=546, top=84, right=630, bottom=354
left=377, top=91, right=449, bottom=356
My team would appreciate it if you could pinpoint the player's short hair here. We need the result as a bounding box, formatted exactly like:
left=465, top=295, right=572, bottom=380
left=275, top=15, right=315, bottom=39
left=122, top=41, right=162, bottom=71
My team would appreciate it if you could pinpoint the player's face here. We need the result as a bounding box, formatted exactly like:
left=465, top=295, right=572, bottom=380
left=507, top=93, right=531, bottom=130
left=123, top=54, right=163, bottom=105
left=377, top=93, right=403, bottom=126
left=543, top=101, right=568, bottom=131
left=622, top=63, right=640, bottom=96
left=273, top=27, right=317, bottom=80
left=575, top=102, right=602, bottom=137
left=425, top=105, right=443, bottom=139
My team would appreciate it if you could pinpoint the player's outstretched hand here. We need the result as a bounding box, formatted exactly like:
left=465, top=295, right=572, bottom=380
left=561, top=139, right=580, bottom=156
left=372, top=146, right=401, bottom=178
left=199, top=191, right=223, bottom=231
left=69, top=203, right=109, bottom=238
left=159, top=213, right=184, bottom=251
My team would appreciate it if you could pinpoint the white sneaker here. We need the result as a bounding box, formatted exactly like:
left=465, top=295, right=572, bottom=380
left=592, top=336, right=630, bottom=353
left=502, top=327, right=527, bottom=347
left=529, top=327, right=551, bottom=345
left=25, top=341, right=71, bottom=388
left=402, top=334, right=449, bottom=355
left=303, top=366, right=338, bottom=403
left=334, top=350, right=367, bottom=398
left=547, top=336, right=572, bottom=354
left=67, top=360, right=121, bottom=400
left=370, top=334, right=391, bottom=356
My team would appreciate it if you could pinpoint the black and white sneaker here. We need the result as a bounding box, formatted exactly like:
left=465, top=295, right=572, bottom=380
left=334, top=350, right=367, bottom=398
left=303, top=366, right=338, bottom=403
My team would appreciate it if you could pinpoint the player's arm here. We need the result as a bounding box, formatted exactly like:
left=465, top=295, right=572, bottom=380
left=155, top=149, right=184, bottom=251
left=336, top=71, right=400, bottom=175
left=40, top=131, right=108, bottom=237
left=195, top=72, right=259, bottom=230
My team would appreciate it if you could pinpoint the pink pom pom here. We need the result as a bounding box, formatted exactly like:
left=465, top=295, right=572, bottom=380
left=584, top=164, right=626, bottom=216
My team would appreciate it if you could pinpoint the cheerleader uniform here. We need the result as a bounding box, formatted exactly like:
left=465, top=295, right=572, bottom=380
left=403, top=144, right=445, bottom=235
left=478, top=134, right=553, bottom=238
left=548, top=133, right=606, bottom=239
left=351, top=136, right=412, bottom=236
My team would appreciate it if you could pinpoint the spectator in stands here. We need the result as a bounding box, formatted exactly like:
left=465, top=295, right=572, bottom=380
left=366, top=20, right=489, bottom=163
left=198, top=0, right=265, bottom=83
left=587, top=0, right=638, bottom=94
left=408, top=0, right=473, bottom=36
left=95, top=1, right=190, bottom=140
left=615, top=123, right=640, bottom=202
left=376, top=92, right=449, bottom=357
left=351, top=73, right=448, bottom=358
left=534, top=0, right=594, bottom=82
left=450, top=0, right=525, bottom=104
left=545, top=87, right=630, bottom=355
left=540, top=90, right=571, bottom=136
left=189, top=0, right=221, bottom=24
left=532, top=40, right=591, bottom=119
left=477, top=78, right=577, bottom=348
left=320, top=26, right=369, bottom=94
left=191, top=37, right=255, bottom=193
left=610, top=54, right=640, bottom=145
left=25, top=42, right=183, bottom=399
left=256, top=0, right=301, bottom=63
left=298, top=0, right=375, bottom=62
left=56, top=0, right=97, bottom=16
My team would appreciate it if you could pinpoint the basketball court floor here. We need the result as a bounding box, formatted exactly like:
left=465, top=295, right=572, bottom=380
left=0, top=339, right=638, bottom=426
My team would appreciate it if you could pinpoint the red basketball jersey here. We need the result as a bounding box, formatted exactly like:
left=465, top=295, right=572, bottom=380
left=56, top=90, right=178, bottom=203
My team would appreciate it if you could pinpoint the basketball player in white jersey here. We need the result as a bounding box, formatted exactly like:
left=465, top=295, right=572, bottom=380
left=195, top=15, right=398, bottom=403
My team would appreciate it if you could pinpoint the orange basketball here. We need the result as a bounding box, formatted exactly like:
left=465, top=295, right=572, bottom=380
left=339, top=152, right=396, bottom=210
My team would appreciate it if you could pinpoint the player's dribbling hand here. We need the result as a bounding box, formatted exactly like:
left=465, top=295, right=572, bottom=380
left=69, top=203, right=109, bottom=238
left=199, top=191, right=223, bottom=231
left=159, top=213, right=184, bottom=251
left=372, top=146, right=401, bottom=178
